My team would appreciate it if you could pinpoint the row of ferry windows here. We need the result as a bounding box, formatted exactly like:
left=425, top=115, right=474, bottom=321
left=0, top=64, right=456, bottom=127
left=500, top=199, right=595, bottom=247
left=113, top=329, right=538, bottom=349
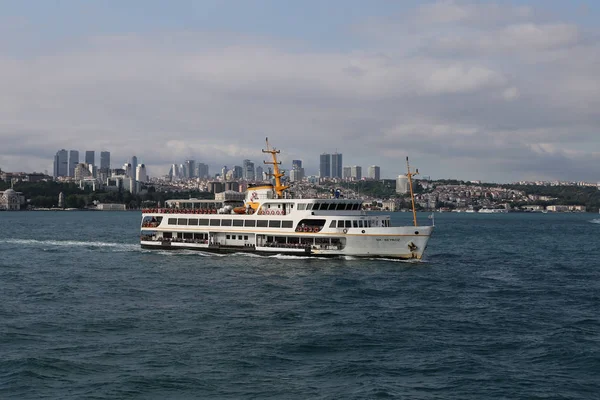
left=297, top=203, right=361, bottom=211
left=168, top=218, right=294, bottom=229
left=329, top=219, right=390, bottom=228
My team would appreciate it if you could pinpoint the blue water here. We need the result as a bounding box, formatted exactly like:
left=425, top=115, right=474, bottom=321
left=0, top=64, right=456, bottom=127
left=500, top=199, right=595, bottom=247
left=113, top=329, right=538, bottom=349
left=1, top=211, right=599, bottom=399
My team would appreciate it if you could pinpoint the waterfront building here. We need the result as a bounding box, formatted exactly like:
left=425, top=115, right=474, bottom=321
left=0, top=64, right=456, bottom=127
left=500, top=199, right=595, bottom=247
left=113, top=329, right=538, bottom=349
left=53, top=149, right=68, bottom=178
left=368, top=165, right=381, bottom=181
left=255, top=166, right=264, bottom=181
left=100, top=151, right=111, bottom=169
left=85, top=151, right=95, bottom=166
left=0, top=188, right=24, bottom=210
left=68, top=150, right=79, bottom=177
left=351, top=166, right=362, bottom=181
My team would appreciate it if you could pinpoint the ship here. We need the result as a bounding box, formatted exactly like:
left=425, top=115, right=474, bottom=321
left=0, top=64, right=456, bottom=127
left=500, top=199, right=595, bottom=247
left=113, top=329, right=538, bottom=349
left=139, top=139, right=434, bottom=259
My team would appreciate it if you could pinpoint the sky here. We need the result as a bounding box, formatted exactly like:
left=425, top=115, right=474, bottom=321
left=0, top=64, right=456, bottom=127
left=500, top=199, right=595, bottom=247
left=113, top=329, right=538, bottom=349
left=1, top=0, right=599, bottom=182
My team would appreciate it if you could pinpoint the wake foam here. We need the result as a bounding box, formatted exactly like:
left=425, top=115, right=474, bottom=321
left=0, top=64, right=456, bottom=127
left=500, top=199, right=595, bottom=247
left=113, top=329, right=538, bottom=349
left=589, top=219, right=600, bottom=224
left=0, top=238, right=139, bottom=252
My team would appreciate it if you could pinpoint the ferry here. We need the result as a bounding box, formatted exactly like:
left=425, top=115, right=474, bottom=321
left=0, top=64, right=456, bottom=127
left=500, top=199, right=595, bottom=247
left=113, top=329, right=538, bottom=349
left=139, top=139, right=434, bottom=259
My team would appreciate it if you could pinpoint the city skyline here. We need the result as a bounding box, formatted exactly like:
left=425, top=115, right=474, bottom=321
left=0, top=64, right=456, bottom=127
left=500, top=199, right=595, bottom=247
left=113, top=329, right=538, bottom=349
left=1, top=1, right=600, bottom=182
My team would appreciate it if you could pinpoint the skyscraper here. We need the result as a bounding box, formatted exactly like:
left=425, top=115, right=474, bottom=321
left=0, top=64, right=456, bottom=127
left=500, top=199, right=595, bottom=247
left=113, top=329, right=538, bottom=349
left=68, top=150, right=79, bottom=177
left=343, top=166, right=352, bottom=180
left=331, top=153, right=342, bottom=178
left=351, top=166, right=362, bottom=180
left=131, top=156, right=138, bottom=181
left=255, top=166, right=264, bottom=181
left=185, top=160, right=195, bottom=178
left=53, top=149, right=68, bottom=178
left=100, top=151, right=110, bottom=169
left=243, top=159, right=255, bottom=181
left=196, top=163, right=209, bottom=179
left=319, top=153, right=331, bottom=178
left=233, top=165, right=243, bottom=179
left=368, top=165, right=381, bottom=180
left=85, top=151, right=95, bottom=166
left=136, top=164, right=147, bottom=182
left=292, top=160, right=302, bottom=169
left=290, top=159, right=304, bottom=182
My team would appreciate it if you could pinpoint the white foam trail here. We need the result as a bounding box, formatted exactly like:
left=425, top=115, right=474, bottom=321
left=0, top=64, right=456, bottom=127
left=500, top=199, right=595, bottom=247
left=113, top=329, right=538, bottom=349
left=589, top=219, right=600, bottom=224
left=0, top=238, right=138, bottom=251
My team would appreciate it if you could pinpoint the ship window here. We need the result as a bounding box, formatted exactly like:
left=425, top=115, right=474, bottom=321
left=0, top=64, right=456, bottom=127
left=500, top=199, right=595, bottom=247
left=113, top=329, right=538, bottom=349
left=238, top=235, right=243, bottom=240
left=358, top=221, right=364, bottom=228
left=367, top=220, right=372, bottom=228
left=168, top=218, right=177, bottom=225
left=244, top=235, right=248, bottom=240
left=306, top=203, right=313, bottom=210
left=163, top=232, right=172, bottom=238
left=281, top=221, right=293, bottom=228
left=327, top=203, right=335, bottom=210
left=297, top=203, right=305, bottom=210
left=178, top=218, right=188, bottom=225
left=334, top=203, right=343, bottom=210
left=226, top=235, right=231, bottom=239
left=336, top=220, right=343, bottom=228
left=319, top=203, right=327, bottom=210
left=233, top=220, right=243, bottom=227
left=329, top=220, right=336, bottom=228
left=210, top=219, right=220, bottom=226
left=353, top=220, right=358, bottom=228
left=269, top=220, right=281, bottom=228
left=199, top=219, right=209, bottom=226
left=345, top=220, right=352, bottom=228
left=188, top=219, right=198, bottom=226
left=221, top=219, right=232, bottom=226
left=257, top=220, right=268, bottom=228
left=245, top=220, right=256, bottom=227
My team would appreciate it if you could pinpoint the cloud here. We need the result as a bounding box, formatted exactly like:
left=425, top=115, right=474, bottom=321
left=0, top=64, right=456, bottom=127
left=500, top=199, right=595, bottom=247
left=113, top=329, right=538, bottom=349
left=0, top=1, right=599, bottom=182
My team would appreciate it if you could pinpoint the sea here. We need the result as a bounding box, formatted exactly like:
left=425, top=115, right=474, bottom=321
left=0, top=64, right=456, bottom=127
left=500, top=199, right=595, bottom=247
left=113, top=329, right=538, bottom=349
left=1, top=211, right=599, bottom=399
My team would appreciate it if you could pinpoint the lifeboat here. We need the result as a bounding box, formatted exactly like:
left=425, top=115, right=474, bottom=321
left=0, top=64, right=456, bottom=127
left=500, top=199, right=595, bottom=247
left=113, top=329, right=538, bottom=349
left=233, top=206, right=247, bottom=214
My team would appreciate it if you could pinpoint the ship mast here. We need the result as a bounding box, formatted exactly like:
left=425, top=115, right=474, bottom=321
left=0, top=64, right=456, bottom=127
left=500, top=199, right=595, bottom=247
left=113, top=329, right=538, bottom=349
left=406, top=157, right=419, bottom=227
left=262, top=137, right=289, bottom=198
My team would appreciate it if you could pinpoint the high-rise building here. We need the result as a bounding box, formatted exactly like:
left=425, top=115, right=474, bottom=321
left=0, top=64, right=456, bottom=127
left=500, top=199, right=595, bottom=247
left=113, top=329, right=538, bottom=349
left=351, top=166, right=362, bottom=180
left=396, top=175, right=409, bottom=194
left=255, top=166, right=264, bottom=181
left=343, top=166, right=352, bottom=180
left=85, top=151, right=95, bottom=166
left=368, top=165, right=381, bottom=180
left=169, top=164, right=179, bottom=180
left=74, top=163, right=92, bottom=180
left=100, top=151, right=111, bottom=169
left=290, top=159, right=305, bottom=182
left=53, top=149, right=68, bottom=178
left=123, top=163, right=132, bottom=178
left=196, top=163, right=209, bottom=179
left=243, top=159, right=255, bottom=181
left=233, top=165, right=243, bottom=179
left=131, top=156, right=138, bottom=181
left=221, top=166, right=228, bottom=180
left=136, top=164, right=147, bottom=182
left=331, top=153, right=342, bottom=179
left=184, top=160, right=195, bottom=178
left=68, top=150, right=79, bottom=177
left=319, top=153, right=331, bottom=178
